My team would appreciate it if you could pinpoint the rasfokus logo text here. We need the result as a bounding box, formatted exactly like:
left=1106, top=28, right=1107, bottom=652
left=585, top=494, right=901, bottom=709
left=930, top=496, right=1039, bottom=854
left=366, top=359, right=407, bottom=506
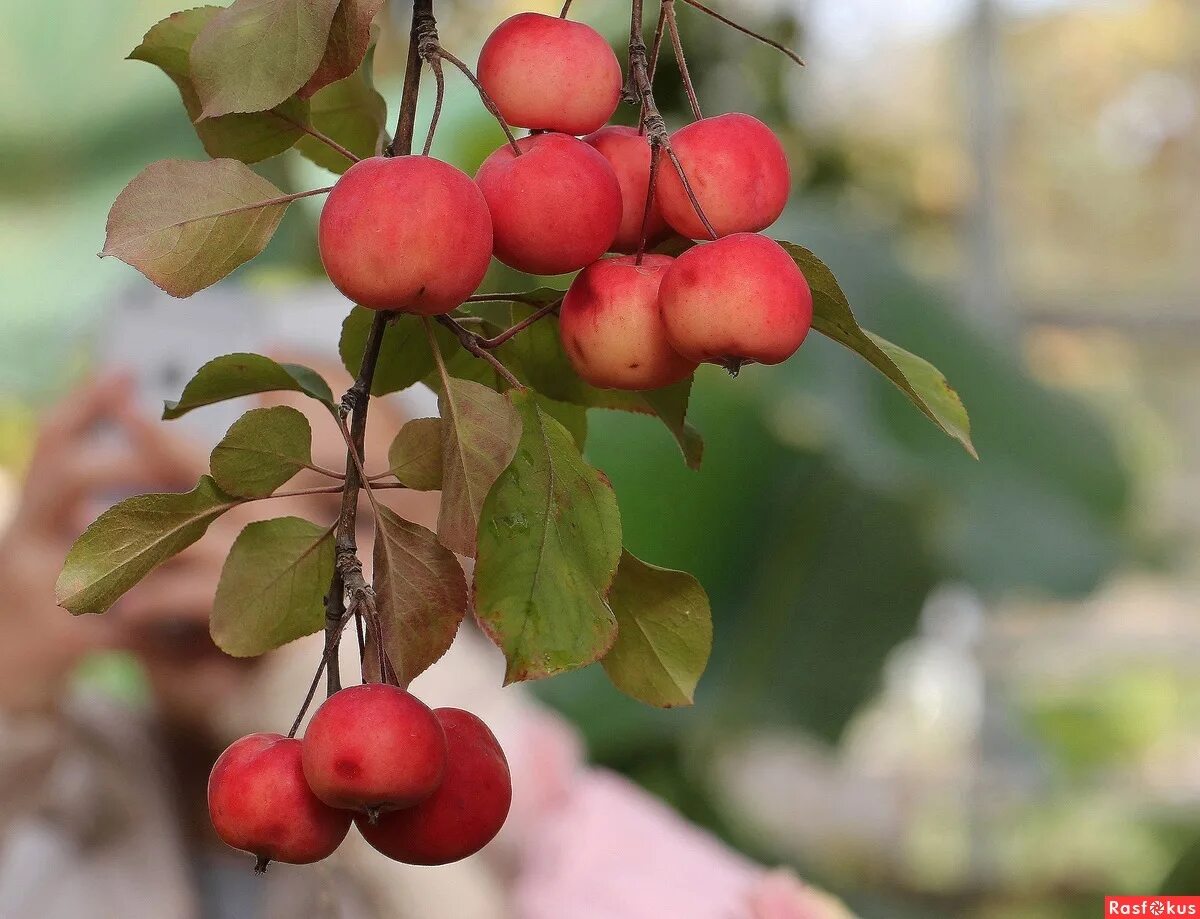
left=1106, top=897, right=1200, bottom=915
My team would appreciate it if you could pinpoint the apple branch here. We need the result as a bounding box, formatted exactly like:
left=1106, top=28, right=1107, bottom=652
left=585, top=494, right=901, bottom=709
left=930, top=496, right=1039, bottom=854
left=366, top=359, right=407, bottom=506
left=676, top=0, right=805, bottom=68
left=663, top=0, right=702, bottom=121
left=431, top=316, right=524, bottom=388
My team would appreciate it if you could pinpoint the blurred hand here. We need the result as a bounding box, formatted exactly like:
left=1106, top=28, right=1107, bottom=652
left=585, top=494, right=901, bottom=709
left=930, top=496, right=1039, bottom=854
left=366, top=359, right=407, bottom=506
left=0, top=374, right=204, bottom=715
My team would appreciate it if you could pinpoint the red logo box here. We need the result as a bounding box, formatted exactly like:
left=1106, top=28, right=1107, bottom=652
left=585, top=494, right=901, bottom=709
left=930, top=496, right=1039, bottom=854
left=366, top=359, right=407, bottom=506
left=1106, top=897, right=1200, bottom=916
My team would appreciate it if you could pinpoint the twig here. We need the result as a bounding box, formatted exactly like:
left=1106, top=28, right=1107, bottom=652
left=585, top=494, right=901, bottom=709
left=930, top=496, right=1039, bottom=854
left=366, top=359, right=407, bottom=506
left=636, top=142, right=663, bottom=263
left=559, top=0, right=574, bottom=17
left=436, top=48, right=523, bottom=156
left=389, top=0, right=432, bottom=156
left=677, top=0, right=805, bottom=67
left=287, top=652, right=328, bottom=738
left=274, top=111, right=362, bottom=165
left=429, top=316, right=524, bottom=389
left=478, top=301, right=561, bottom=348
left=422, top=56, right=446, bottom=156
left=664, top=0, right=702, bottom=120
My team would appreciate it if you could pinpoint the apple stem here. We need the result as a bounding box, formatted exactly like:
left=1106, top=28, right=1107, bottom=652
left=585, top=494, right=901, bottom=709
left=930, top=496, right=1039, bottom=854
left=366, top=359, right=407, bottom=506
left=675, top=0, right=805, bottom=68
left=663, top=0, right=703, bottom=121
left=254, top=856, right=270, bottom=875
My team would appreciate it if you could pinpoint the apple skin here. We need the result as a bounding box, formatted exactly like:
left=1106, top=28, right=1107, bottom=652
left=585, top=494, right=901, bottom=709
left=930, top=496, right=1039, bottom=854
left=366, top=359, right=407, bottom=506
left=583, top=126, right=671, bottom=254
left=478, top=12, right=622, bottom=136
left=655, top=113, right=791, bottom=240
left=356, top=708, right=512, bottom=866
left=318, top=156, right=493, bottom=314
left=559, top=255, right=697, bottom=391
left=301, top=684, right=447, bottom=814
left=659, top=233, right=812, bottom=367
left=475, top=133, right=622, bottom=276
left=208, top=733, right=351, bottom=866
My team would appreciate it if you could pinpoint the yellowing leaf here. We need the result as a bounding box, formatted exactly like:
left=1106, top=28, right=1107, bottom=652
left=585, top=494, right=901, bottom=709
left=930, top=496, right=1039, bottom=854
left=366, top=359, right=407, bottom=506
left=387, top=418, right=443, bottom=491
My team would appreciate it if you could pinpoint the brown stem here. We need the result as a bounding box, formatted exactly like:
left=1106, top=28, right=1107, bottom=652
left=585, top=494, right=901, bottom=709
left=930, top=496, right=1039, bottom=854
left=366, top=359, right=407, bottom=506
left=559, top=0, right=574, bottom=17
left=664, top=0, right=702, bottom=120
left=389, top=0, right=432, bottom=156
left=478, top=301, right=561, bottom=348
left=429, top=316, right=523, bottom=389
left=636, top=142, right=663, bottom=263
left=274, top=111, right=362, bottom=165
left=436, top=48, right=523, bottom=156
left=422, top=56, right=446, bottom=156
left=676, top=0, right=805, bottom=67
left=287, top=652, right=328, bottom=738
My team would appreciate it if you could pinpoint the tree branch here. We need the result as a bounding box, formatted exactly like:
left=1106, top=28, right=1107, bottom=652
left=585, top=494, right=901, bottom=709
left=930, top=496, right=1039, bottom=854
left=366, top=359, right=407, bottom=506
left=676, top=0, right=805, bottom=68
left=430, top=316, right=524, bottom=389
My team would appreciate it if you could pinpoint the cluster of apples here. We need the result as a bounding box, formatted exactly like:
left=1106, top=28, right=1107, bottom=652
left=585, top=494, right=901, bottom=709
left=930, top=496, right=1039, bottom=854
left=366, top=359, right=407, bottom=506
left=207, top=684, right=512, bottom=868
left=318, top=12, right=813, bottom=389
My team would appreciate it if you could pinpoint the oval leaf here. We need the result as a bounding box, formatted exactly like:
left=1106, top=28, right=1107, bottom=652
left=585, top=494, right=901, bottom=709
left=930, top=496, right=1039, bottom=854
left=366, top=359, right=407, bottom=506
left=387, top=418, right=443, bottom=491
left=211, top=517, right=335, bottom=656
left=474, top=390, right=623, bottom=683
left=102, top=159, right=290, bottom=297
left=129, top=7, right=309, bottom=163
left=602, top=551, right=713, bottom=708
left=297, top=65, right=387, bottom=173
left=190, top=0, right=341, bottom=118
left=56, top=476, right=238, bottom=615
left=368, top=507, right=468, bottom=686
left=164, top=352, right=334, bottom=419
left=210, top=405, right=313, bottom=498
left=299, top=0, right=386, bottom=99
left=436, top=378, right=523, bottom=558
left=780, top=242, right=976, bottom=458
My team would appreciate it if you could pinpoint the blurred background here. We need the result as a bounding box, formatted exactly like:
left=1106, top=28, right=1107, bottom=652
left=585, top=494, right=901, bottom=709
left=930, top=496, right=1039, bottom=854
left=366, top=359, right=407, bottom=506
left=3, top=0, right=1199, bottom=915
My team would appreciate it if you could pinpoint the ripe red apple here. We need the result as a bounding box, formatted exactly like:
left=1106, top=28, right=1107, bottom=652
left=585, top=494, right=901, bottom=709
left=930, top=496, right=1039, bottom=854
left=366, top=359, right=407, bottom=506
left=583, top=126, right=671, bottom=253
left=559, top=254, right=697, bottom=390
left=659, top=233, right=812, bottom=368
left=302, top=684, right=446, bottom=815
left=475, top=133, right=622, bottom=275
left=357, top=708, right=512, bottom=866
left=208, top=733, right=351, bottom=869
left=478, top=12, right=622, bottom=136
left=318, top=155, right=493, bottom=314
left=655, top=113, right=790, bottom=240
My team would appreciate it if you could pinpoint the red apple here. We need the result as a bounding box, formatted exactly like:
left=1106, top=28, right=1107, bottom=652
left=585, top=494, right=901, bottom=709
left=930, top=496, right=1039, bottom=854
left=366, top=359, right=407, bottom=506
left=559, top=254, right=697, bottom=390
left=208, top=733, right=351, bottom=869
left=318, top=156, right=493, bottom=314
left=478, top=12, right=622, bottom=136
left=302, top=684, right=446, bottom=815
left=357, top=708, right=512, bottom=866
left=475, top=133, right=622, bottom=275
left=659, top=233, right=812, bottom=368
left=583, top=126, right=671, bottom=253
left=655, top=113, right=790, bottom=240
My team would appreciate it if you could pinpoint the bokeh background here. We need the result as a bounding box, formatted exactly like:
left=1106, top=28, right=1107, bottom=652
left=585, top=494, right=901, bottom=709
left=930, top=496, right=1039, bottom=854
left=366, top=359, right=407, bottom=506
left=3, top=0, right=1199, bottom=915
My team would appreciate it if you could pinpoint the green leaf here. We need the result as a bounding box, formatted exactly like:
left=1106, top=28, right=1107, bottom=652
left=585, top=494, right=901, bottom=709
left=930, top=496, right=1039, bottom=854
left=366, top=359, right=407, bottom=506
left=129, top=7, right=309, bottom=163
left=211, top=517, right=335, bottom=656
left=190, top=0, right=341, bottom=119
left=474, top=390, right=622, bottom=683
left=210, top=406, right=313, bottom=498
left=339, top=309, right=437, bottom=396
left=387, top=418, right=443, bottom=491
left=368, top=507, right=467, bottom=685
left=164, top=353, right=334, bottom=419
left=535, top=396, right=588, bottom=451
left=101, top=159, right=291, bottom=298
left=297, top=65, right=386, bottom=173
left=781, top=242, right=976, bottom=458
left=492, top=301, right=703, bottom=469
left=56, top=476, right=238, bottom=616
left=299, top=0, right=386, bottom=98
left=436, top=378, right=523, bottom=557
left=602, top=551, right=712, bottom=707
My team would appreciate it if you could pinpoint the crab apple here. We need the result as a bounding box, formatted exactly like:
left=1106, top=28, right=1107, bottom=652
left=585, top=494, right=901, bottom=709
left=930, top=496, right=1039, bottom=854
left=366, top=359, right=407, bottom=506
left=318, top=156, right=493, bottom=314
left=478, top=13, right=622, bottom=136
left=659, top=233, right=812, bottom=368
left=208, top=733, right=351, bottom=869
left=302, top=684, right=446, bottom=815
left=655, top=113, right=791, bottom=240
left=559, top=255, right=697, bottom=390
left=583, top=126, right=671, bottom=253
left=475, top=133, right=622, bottom=275
left=357, top=708, right=512, bottom=866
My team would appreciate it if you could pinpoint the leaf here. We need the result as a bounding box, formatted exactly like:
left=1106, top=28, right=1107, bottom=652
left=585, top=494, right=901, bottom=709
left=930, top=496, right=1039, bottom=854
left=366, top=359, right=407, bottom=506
left=387, top=418, right=443, bottom=490
left=210, top=405, right=313, bottom=498
left=535, top=396, right=588, bottom=451
left=56, top=476, right=238, bottom=615
left=101, top=159, right=291, bottom=297
left=299, top=0, right=386, bottom=98
left=780, top=242, right=976, bottom=458
left=211, top=517, right=335, bottom=656
left=602, top=551, right=713, bottom=707
left=340, top=309, right=437, bottom=396
left=436, top=378, right=523, bottom=558
left=297, top=65, right=387, bottom=173
left=190, top=0, right=342, bottom=118
left=129, top=7, right=309, bottom=163
left=164, top=353, right=334, bottom=419
left=474, top=390, right=622, bottom=683
left=369, top=507, right=467, bottom=685
left=493, top=300, right=703, bottom=469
